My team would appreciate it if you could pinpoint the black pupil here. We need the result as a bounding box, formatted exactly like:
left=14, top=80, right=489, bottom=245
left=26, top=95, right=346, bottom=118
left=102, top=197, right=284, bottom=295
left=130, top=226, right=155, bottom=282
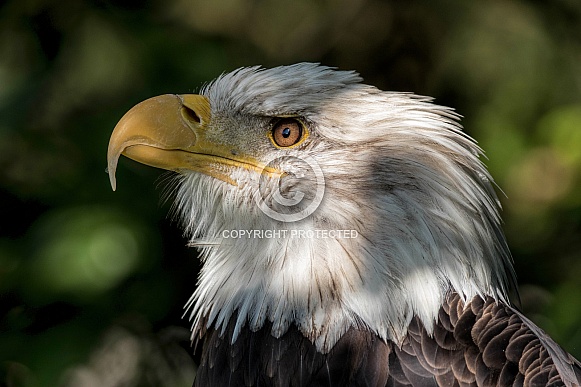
left=282, top=127, right=291, bottom=138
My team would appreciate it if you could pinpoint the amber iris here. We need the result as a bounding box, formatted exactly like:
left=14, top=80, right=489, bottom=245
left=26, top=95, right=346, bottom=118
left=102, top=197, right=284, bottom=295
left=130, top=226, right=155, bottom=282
left=271, top=118, right=303, bottom=147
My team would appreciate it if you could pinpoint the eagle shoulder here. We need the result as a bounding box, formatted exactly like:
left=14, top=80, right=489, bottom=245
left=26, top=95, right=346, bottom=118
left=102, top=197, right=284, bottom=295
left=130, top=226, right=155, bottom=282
left=389, top=293, right=581, bottom=386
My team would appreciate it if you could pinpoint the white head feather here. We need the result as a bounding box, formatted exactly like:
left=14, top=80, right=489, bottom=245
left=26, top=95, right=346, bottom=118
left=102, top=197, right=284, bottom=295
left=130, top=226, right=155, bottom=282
left=173, top=63, right=515, bottom=352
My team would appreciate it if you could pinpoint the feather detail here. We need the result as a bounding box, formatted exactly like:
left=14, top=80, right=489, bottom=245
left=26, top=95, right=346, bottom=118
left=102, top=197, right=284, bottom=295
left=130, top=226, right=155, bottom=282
left=193, top=293, right=581, bottom=386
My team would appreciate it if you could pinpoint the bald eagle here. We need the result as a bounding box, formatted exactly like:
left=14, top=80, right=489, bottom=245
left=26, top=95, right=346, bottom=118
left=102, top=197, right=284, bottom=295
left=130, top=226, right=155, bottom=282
left=108, top=63, right=581, bottom=386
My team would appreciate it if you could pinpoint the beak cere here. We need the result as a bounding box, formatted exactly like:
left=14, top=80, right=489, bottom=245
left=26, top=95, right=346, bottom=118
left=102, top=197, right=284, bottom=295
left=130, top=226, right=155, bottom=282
left=107, top=94, right=209, bottom=190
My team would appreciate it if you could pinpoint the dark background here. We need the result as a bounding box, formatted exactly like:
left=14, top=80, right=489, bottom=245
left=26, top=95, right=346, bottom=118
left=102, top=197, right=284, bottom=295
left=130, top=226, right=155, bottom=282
left=1, top=0, right=581, bottom=386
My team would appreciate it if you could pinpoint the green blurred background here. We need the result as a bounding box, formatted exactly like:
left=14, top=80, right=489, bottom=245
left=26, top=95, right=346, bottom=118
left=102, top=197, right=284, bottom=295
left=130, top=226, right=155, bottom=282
left=1, top=0, right=580, bottom=386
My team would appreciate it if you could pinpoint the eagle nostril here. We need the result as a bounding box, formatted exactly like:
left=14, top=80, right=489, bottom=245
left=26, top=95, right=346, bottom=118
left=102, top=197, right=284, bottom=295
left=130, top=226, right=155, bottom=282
left=182, top=106, right=201, bottom=124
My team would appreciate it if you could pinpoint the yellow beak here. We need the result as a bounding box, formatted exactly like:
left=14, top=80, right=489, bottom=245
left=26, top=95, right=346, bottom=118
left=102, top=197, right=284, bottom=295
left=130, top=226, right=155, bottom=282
left=107, top=94, right=280, bottom=190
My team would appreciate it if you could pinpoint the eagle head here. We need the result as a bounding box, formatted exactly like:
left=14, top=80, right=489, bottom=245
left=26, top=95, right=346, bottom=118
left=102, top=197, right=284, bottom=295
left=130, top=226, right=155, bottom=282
left=107, top=63, right=514, bottom=352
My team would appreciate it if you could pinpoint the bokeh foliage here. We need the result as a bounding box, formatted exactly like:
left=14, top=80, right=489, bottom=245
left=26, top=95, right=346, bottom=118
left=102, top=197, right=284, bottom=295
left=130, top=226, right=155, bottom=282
left=1, top=0, right=580, bottom=385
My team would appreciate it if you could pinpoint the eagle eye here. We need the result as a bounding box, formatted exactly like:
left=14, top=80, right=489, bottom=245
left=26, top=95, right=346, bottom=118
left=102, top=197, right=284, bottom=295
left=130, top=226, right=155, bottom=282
left=270, top=118, right=304, bottom=148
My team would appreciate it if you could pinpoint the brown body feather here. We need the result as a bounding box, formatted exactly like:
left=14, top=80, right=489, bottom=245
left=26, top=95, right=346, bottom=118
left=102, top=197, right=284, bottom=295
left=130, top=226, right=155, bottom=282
left=194, top=293, right=581, bottom=387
